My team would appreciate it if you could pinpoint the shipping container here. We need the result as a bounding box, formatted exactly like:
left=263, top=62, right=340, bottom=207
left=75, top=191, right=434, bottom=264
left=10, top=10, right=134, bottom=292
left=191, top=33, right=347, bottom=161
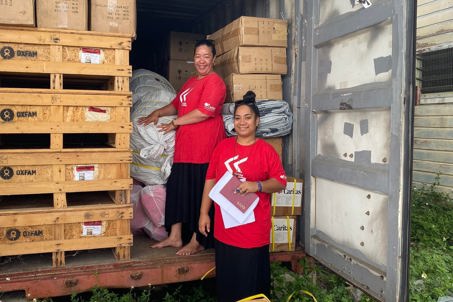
left=0, top=0, right=415, bottom=301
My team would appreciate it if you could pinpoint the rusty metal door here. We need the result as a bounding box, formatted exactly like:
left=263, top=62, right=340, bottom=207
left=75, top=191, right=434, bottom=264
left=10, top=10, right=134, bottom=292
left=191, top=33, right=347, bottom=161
left=302, top=0, right=414, bottom=301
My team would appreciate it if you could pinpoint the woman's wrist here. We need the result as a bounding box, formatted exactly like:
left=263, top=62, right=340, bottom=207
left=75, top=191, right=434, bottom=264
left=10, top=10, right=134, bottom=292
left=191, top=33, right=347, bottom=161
left=257, top=181, right=263, bottom=192
left=171, top=119, right=179, bottom=129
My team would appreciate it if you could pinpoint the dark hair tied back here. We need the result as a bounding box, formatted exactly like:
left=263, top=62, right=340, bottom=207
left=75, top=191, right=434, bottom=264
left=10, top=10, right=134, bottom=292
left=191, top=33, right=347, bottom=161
left=194, top=39, right=216, bottom=57
left=234, top=90, right=260, bottom=117
left=243, top=91, right=256, bottom=103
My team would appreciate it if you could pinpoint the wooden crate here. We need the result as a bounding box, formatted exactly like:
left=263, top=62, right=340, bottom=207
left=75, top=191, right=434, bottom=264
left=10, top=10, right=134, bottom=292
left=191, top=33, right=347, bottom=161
left=0, top=89, right=131, bottom=150
left=0, top=151, right=132, bottom=207
left=0, top=26, right=131, bottom=91
left=0, top=202, right=132, bottom=266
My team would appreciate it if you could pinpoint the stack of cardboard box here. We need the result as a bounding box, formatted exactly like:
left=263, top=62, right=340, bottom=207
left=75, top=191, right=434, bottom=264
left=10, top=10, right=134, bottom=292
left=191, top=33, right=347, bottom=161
left=165, top=31, right=204, bottom=91
left=0, top=0, right=136, bottom=37
left=208, top=16, right=287, bottom=102
left=270, top=177, right=303, bottom=252
left=208, top=16, right=288, bottom=159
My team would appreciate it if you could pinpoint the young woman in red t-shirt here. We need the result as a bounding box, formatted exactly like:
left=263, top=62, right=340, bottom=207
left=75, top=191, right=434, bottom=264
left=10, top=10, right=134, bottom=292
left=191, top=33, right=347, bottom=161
left=139, top=39, right=226, bottom=255
left=199, top=91, right=287, bottom=301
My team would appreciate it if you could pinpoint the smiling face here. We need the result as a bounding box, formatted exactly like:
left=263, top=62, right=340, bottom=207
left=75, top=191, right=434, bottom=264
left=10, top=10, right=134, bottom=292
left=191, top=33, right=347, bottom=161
left=234, top=104, right=260, bottom=139
left=194, top=45, right=214, bottom=77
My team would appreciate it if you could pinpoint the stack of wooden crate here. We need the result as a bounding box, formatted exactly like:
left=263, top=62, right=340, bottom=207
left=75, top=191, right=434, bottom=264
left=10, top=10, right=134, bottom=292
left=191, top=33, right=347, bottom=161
left=0, top=26, right=133, bottom=267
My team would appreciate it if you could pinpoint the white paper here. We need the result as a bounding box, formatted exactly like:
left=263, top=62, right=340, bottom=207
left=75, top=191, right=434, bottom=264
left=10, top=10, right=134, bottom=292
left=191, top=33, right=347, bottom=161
left=220, top=206, right=255, bottom=229
left=209, top=171, right=259, bottom=228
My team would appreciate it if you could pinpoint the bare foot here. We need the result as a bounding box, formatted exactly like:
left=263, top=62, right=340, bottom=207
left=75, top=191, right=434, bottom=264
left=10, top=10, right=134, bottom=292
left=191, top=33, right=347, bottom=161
left=176, top=240, right=205, bottom=256
left=151, top=237, right=182, bottom=249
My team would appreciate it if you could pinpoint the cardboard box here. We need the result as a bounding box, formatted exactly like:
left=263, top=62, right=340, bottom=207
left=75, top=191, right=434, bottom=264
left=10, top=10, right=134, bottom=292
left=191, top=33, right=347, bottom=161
left=207, top=16, right=288, bottom=55
left=36, top=0, right=88, bottom=30
left=263, top=137, right=283, bottom=159
left=167, top=59, right=195, bottom=91
left=225, top=74, right=282, bottom=101
left=270, top=216, right=296, bottom=252
left=0, top=0, right=35, bottom=26
left=168, top=32, right=204, bottom=60
left=215, top=46, right=287, bottom=78
left=271, top=177, right=303, bottom=216
left=91, top=0, right=136, bottom=37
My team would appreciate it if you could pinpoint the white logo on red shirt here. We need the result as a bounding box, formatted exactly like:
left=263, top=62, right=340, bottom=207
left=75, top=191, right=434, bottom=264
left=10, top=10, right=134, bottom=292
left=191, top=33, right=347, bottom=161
left=224, top=155, right=248, bottom=181
left=203, top=102, right=216, bottom=112
left=179, top=88, right=192, bottom=107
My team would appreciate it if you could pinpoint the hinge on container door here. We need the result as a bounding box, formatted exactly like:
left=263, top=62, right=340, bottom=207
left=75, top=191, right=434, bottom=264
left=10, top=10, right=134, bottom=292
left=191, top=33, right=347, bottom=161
left=355, top=0, right=372, bottom=8
left=339, top=102, right=353, bottom=110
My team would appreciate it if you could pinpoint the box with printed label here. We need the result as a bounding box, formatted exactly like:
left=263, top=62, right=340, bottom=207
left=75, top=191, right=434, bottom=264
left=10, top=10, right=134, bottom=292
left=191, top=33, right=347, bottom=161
left=0, top=0, right=35, bottom=26
left=168, top=32, right=204, bottom=61
left=215, top=46, right=287, bottom=78
left=167, top=59, right=195, bottom=91
left=270, top=216, right=296, bottom=252
left=263, top=137, right=283, bottom=159
left=225, top=73, right=282, bottom=101
left=271, top=177, right=303, bottom=216
left=91, top=0, right=137, bottom=37
left=207, top=16, right=288, bottom=55
left=36, top=0, right=88, bottom=30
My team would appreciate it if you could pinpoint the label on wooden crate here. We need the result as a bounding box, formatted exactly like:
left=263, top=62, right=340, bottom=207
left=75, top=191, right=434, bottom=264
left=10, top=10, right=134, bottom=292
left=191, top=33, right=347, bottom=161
left=85, top=106, right=110, bottom=121
left=79, top=48, right=103, bottom=64
left=74, top=165, right=96, bottom=181
left=81, top=221, right=104, bottom=236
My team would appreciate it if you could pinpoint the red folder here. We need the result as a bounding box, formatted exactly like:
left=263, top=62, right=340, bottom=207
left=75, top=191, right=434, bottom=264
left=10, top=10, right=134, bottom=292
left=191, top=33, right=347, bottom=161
left=218, top=173, right=258, bottom=213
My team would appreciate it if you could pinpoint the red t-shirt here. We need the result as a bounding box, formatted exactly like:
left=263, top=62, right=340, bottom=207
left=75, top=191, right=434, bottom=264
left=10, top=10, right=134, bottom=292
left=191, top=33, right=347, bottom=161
left=172, top=72, right=226, bottom=163
left=206, top=137, right=287, bottom=248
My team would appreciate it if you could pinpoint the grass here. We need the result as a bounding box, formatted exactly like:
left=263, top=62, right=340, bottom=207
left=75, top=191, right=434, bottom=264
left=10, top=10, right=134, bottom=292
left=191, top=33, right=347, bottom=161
left=29, top=182, right=453, bottom=301
left=409, top=181, right=453, bottom=302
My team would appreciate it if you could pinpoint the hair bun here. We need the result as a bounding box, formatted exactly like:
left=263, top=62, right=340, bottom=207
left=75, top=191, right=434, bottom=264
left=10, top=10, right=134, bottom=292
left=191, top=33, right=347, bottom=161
left=243, top=91, right=256, bottom=102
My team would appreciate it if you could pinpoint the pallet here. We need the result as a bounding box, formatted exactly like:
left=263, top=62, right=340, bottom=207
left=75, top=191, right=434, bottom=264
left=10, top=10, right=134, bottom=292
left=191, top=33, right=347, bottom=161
left=0, top=150, right=131, bottom=205
left=0, top=89, right=131, bottom=151
left=0, top=202, right=132, bottom=267
left=0, top=27, right=132, bottom=91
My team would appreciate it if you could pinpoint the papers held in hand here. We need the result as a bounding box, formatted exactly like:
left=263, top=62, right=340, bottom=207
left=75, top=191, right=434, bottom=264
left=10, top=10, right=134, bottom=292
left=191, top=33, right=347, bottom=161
left=209, top=171, right=259, bottom=228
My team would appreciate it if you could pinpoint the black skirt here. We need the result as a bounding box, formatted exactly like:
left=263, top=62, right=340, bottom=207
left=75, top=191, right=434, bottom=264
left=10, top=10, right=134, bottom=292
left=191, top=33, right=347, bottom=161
left=215, top=240, right=270, bottom=302
left=165, top=163, right=214, bottom=248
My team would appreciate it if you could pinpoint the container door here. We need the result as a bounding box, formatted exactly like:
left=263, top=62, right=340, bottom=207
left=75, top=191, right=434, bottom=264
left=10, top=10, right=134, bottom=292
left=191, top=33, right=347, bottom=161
left=302, top=0, right=414, bottom=301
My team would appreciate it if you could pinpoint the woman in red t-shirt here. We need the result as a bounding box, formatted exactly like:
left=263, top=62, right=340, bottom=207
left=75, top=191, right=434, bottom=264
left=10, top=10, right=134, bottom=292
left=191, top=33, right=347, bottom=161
left=199, top=91, right=287, bottom=301
left=138, top=39, right=226, bottom=255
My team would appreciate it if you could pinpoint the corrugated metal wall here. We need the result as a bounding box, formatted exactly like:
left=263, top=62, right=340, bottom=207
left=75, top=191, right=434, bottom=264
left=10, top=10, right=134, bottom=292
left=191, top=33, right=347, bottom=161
left=413, top=0, right=453, bottom=195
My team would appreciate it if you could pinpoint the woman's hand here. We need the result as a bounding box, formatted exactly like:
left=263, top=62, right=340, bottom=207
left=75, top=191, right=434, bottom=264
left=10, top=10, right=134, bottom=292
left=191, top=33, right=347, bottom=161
left=199, top=213, right=211, bottom=237
left=138, top=109, right=160, bottom=126
left=235, top=181, right=260, bottom=194
left=158, top=120, right=178, bottom=133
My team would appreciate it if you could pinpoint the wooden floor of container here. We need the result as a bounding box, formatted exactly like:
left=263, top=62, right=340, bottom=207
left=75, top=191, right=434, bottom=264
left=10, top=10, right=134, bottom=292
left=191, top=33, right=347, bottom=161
left=0, top=233, right=305, bottom=299
left=0, top=234, right=200, bottom=273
